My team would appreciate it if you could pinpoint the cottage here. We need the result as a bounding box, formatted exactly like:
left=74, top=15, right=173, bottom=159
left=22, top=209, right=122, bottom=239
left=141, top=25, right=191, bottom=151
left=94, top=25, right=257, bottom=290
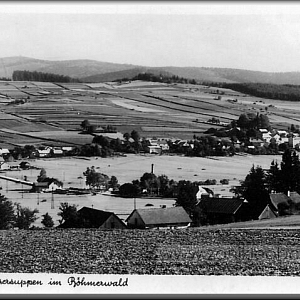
left=269, top=193, right=291, bottom=210
left=147, top=145, right=162, bottom=155
left=38, top=147, right=52, bottom=158
left=31, top=179, right=63, bottom=193
left=249, top=138, right=265, bottom=147
left=258, top=204, right=277, bottom=220
left=53, top=147, right=63, bottom=156
left=269, top=192, right=300, bottom=215
left=197, top=197, right=249, bottom=225
left=77, top=207, right=127, bottom=229
left=126, top=206, right=192, bottom=229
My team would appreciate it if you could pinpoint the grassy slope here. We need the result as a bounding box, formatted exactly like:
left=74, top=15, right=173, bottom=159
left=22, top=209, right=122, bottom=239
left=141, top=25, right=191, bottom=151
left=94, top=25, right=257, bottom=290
left=202, top=214, right=300, bottom=229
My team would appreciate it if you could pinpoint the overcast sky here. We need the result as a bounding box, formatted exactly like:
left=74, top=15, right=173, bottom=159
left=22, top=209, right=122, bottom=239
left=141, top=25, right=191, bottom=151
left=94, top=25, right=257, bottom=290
left=1, top=2, right=300, bottom=72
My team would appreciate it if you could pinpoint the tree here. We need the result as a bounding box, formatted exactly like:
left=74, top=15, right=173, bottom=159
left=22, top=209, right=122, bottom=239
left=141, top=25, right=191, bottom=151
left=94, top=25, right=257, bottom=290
left=41, top=213, right=54, bottom=228
left=80, top=119, right=90, bottom=131
left=83, top=166, right=110, bottom=189
left=118, top=183, right=140, bottom=198
left=15, top=203, right=39, bottom=229
left=37, top=168, right=47, bottom=182
left=266, top=160, right=282, bottom=193
left=108, top=176, right=119, bottom=190
left=240, top=165, right=270, bottom=219
left=175, top=180, right=198, bottom=216
left=140, top=172, right=159, bottom=195
left=123, top=132, right=130, bottom=142
left=131, top=130, right=140, bottom=142
left=0, top=194, right=15, bottom=229
left=280, top=149, right=300, bottom=194
left=57, top=202, right=79, bottom=226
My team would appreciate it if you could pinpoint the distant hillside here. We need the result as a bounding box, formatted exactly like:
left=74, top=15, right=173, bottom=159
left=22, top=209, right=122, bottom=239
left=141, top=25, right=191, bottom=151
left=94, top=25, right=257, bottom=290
left=2, top=56, right=300, bottom=85
left=161, top=67, right=300, bottom=85
left=81, top=68, right=174, bottom=83
left=0, top=56, right=139, bottom=79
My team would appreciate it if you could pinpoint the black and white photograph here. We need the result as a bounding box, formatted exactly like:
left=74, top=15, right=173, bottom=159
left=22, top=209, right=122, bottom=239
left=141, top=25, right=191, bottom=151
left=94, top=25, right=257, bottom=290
left=1, top=1, right=300, bottom=297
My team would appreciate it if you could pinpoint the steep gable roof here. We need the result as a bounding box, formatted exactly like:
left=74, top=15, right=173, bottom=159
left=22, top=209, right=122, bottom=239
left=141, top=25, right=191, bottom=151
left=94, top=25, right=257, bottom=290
left=127, top=206, right=192, bottom=225
left=78, top=206, right=122, bottom=228
left=198, top=198, right=245, bottom=214
left=269, top=193, right=290, bottom=210
left=258, top=204, right=277, bottom=220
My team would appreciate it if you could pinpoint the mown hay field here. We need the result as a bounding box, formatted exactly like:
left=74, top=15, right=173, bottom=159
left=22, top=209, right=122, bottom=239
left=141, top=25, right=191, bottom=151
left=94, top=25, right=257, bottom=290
left=0, top=153, right=281, bottom=227
left=0, top=228, right=300, bottom=275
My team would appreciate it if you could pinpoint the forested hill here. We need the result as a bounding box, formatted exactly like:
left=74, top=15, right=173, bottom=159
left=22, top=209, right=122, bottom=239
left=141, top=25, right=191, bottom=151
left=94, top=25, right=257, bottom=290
left=12, top=70, right=80, bottom=83
left=3, top=56, right=300, bottom=85
left=211, top=82, right=300, bottom=102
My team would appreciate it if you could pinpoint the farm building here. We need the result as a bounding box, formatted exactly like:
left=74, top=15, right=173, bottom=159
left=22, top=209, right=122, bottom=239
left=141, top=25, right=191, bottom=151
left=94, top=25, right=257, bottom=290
left=60, top=207, right=127, bottom=229
left=269, top=192, right=300, bottom=215
left=31, top=178, right=63, bottom=193
left=126, top=206, right=192, bottom=229
left=197, top=197, right=250, bottom=225
left=258, top=204, right=277, bottom=220
left=147, top=145, right=162, bottom=155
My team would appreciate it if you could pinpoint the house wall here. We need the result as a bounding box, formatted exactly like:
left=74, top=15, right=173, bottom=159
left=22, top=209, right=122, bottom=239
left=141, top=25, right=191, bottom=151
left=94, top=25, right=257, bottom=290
left=126, top=211, right=146, bottom=229
left=99, top=214, right=127, bottom=229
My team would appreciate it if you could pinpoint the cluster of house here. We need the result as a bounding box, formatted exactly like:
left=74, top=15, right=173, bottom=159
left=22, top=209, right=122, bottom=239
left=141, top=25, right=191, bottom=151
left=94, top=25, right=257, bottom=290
left=60, top=187, right=300, bottom=230
left=0, top=146, right=75, bottom=163
left=195, top=186, right=300, bottom=225
left=248, top=129, right=300, bottom=150
left=59, top=206, right=192, bottom=230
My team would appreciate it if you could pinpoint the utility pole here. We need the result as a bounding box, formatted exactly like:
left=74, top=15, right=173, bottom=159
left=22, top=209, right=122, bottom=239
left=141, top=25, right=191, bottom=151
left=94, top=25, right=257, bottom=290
left=51, top=187, right=54, bottom=209
left=37, top=192, right=39, bottom=205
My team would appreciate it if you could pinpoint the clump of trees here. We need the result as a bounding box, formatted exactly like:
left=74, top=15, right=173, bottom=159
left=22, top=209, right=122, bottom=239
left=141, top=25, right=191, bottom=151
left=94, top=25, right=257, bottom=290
left=83, top=166, right=119, bottom=191
left=124, top=72, right=197, bottom=85
left=231, top=149, right=300, bottom=217
left=12, top=70, right=80, bottom=83
left=0, top=194, right=39, bottom=230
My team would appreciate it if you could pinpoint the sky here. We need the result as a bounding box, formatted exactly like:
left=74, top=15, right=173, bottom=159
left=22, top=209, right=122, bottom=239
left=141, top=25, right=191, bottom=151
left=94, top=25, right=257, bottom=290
left=1, top=2, right=300, bottom=72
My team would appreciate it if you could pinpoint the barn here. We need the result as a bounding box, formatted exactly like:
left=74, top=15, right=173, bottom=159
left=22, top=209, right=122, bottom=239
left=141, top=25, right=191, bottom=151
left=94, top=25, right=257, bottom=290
left=77, top=207, right=127, bottom=229
left=258, top=204, right=277, bottom=220
left=197, top=197, right=249, bottom=225
left=126, top=206, right=192, bottom=229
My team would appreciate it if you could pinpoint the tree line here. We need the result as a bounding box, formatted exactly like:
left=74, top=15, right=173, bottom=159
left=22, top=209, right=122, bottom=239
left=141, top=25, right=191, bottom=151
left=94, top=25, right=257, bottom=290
left=120, top=72, right=197, bottom=85
left=12, top=70, right=80, bottom=83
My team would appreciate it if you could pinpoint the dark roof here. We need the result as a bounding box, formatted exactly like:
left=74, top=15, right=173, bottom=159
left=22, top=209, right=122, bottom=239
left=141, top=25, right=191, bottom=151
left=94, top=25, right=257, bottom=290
left=78, top=207, right=116, bottom=227
left=127, top=206, right=192, bottom=225
left=34, top=182, right=49, bottom=187
left=198, top=198, right=245, bottom=214
left=269, top=193, right=290, bottom=209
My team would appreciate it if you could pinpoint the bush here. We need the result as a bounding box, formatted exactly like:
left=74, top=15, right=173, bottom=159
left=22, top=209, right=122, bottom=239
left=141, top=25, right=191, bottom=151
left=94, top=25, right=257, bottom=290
left=41, top=213, right=54, bottom=228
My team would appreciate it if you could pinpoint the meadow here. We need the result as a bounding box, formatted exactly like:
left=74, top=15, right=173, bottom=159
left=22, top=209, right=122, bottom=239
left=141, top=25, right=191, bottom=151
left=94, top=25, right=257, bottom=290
left=0, top=80, right=299, bottom=147
left=0, top=153, right=281, bottom=227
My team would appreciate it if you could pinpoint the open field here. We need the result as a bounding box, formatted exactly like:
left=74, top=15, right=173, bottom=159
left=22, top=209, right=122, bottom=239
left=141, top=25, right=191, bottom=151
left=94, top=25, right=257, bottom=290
left=0, top=80, right=299, bottom=146
left=0, top=154, right=281, bottom=227
left=1, top=227, right=300, bottom=275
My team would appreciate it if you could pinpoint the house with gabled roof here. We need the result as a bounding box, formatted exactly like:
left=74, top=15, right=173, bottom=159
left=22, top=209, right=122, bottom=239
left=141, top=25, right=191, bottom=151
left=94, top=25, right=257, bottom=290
left=269, top=191, right=300, bottom=215
left=78, top=207, right=127, bottom=229
left=269, top=193, right=291, bottom=211
left=197, top=197, right=249, bottom=225
left=258, top=204, right=277, bottom=220
left=126, top=206, right=192, bottom=229
left=59, top=206, right=127, bottom=229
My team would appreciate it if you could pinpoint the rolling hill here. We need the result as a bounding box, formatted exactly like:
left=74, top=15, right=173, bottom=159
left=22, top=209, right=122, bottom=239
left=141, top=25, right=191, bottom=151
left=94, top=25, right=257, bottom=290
left=2, top=56, right=300, bottom=85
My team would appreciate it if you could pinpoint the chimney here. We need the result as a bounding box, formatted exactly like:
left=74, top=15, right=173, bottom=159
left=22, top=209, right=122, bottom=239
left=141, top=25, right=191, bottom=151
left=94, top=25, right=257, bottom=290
left=287, top=190, right=291, bottom=197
